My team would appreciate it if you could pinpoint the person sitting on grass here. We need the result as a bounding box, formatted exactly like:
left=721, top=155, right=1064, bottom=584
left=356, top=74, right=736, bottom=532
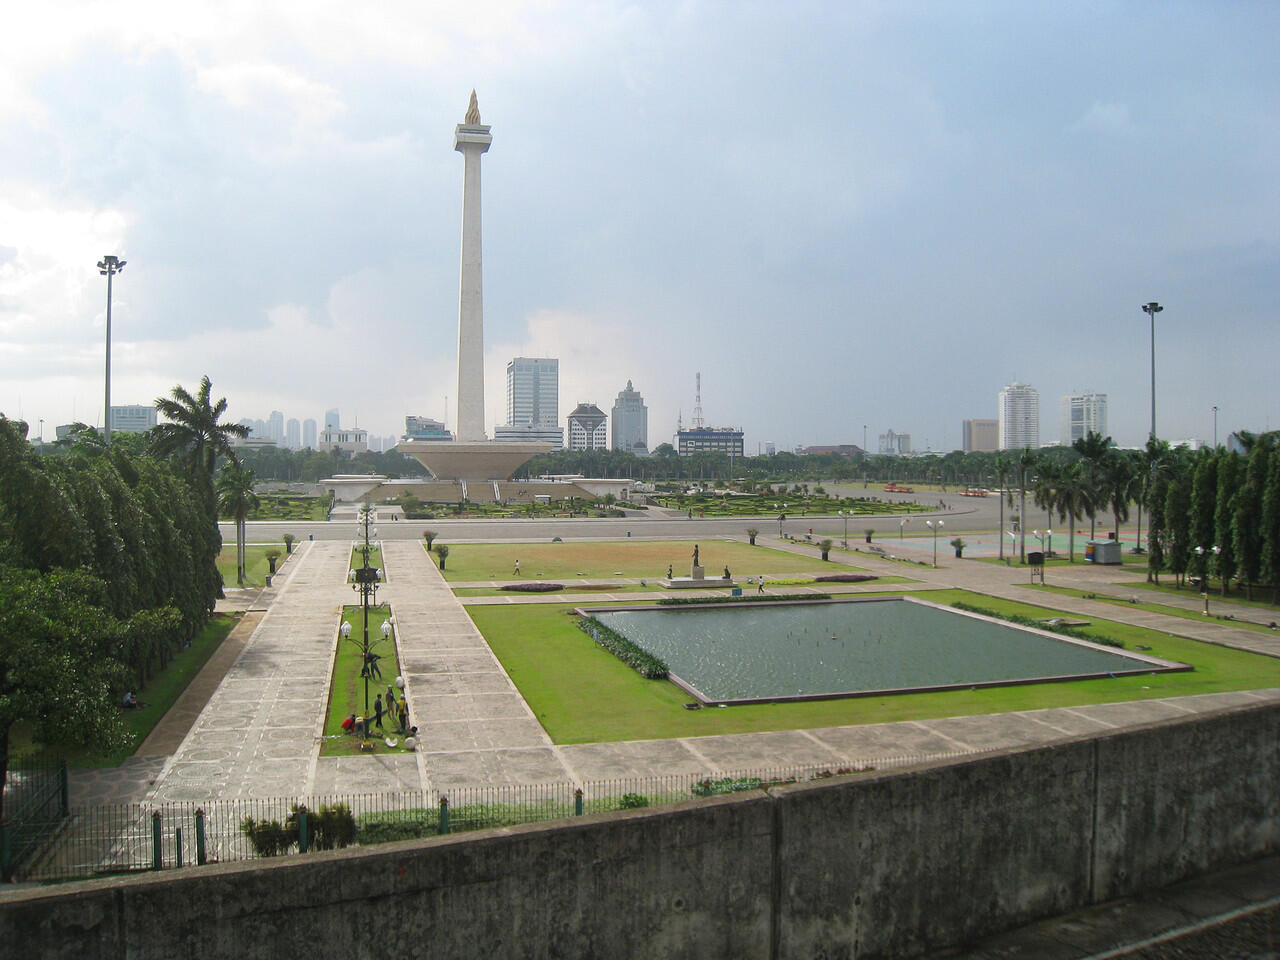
left=341, top=713, right=356, bottom=734
left=122, top=691, right=138, bottom=710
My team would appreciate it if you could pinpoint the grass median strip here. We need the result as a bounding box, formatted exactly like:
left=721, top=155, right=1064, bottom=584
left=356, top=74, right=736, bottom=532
left=321, top=605, right=412, bottom=756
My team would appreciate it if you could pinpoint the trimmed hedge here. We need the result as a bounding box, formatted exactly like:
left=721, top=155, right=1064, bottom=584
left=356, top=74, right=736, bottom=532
left=813, top=574, right=878, bottom=583
left=951, top=601, right=1125, bottom=648
left=657, top=593, right=832, bottom=606
left=499, top=582, right=565, bottom=592
left=577, top=615, right=668, bottom=679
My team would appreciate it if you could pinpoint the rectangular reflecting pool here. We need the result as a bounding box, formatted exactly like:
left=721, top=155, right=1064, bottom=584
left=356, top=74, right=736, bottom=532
left=586, top=597, right=1188, bottom=704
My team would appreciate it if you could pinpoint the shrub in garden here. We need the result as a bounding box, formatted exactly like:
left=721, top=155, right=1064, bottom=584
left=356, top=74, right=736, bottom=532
left=952, top=601, right=1125, bottom=648
left=240, top=817, right=294, bottom=857
left=577, top=616, right=668, bottom=679
left=813, top=574, right=878, bottom=583
left=499, top=582, right=565, bottom=592
left=618, top=793, right=649, bottom=809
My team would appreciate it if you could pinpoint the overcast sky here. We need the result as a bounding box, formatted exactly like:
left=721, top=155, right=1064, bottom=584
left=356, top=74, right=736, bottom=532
left=2, top=1, right=1277, bottom=453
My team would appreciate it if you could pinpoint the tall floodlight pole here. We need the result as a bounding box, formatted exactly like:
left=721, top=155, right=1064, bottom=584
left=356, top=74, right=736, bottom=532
left=1212, top=406, right=1218, bottom=448
left=97, top=255, right=126, bottom=443
left=1141, top=302, right=1162, bottom=439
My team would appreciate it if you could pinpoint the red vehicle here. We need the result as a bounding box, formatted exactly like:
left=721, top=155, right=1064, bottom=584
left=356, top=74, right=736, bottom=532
left=884, top=482, right=915, bottom=493
left=961, top=488, right=989, bottom=497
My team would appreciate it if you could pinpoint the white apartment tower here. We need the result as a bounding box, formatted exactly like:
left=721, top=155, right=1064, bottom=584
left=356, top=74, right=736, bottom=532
left=998, top=382, right=1040, bottom=449
left=1060, top=392, right=1108, bottom=446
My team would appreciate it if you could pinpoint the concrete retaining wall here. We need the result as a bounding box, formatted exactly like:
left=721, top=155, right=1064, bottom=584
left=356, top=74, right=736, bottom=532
left=5, top=701, right=1277, bottom=960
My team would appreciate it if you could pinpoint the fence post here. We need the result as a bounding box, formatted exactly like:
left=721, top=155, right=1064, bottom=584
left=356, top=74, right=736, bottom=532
left=439, top=797, right=449, bottom=834
left=0, top=822, right=10, bottom=882
left=175, top=827, right=184, bottom=868
left=58, top=761, right=70, bottom=816
left=298, top=805, right=309, bottom=854
left=195, top=809, right=207, bottom=865
left=574, top=788, right=583, bottom=816
left=151, top=811, right=163, bottom=870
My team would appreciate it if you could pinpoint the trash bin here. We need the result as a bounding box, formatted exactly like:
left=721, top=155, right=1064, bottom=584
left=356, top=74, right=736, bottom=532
left=731, top=588, right=742, bottom=597
left=1088, top=539, right=1121, bottom=565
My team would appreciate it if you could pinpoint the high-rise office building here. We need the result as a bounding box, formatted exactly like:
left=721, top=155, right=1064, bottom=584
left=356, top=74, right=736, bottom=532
left=998, top=382, right=1040, bottom=449
left=404, top=415, right=452, bottom=441
left=878, top=430, right=912, bottom=455
left=303, top=418, right=317, bottom=449
left=324, top=408, right=340, bottom=430
left=962, top=419, right=999, bottom=453
left=286, top=418, right=301, bottom=450
left=499, top=357, right=563, bottom=447
left=610, top=380, right=648, bottom=455
left=1060, top=392, right=1107, bottom=447
left=567, top=403, right=608, bottom=451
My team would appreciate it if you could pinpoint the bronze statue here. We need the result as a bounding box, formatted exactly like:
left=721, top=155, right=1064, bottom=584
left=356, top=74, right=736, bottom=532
left=692, top=544, right=699, bottom=566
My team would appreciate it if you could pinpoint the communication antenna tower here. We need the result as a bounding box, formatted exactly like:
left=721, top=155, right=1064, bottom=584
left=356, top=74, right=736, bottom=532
left=692, top=372, right=705, bottom=429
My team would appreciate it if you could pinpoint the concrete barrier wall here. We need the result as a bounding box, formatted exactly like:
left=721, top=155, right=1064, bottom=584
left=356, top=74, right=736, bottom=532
left=4, top=701, right=1277, bottom=960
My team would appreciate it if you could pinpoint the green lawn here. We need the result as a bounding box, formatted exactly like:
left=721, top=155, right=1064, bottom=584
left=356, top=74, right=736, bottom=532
left=467, top=590, right=1280, bottom=744
left=433, top=540, right=863, bottom=582
left=349, top=545, right=384, bottom=577
left=1019, top=583, right=1280, bottom=633
left=223, top=494, right=330, bottom=522
left=13, top=613, right=241, bottom=767
left=217, top=542, right=283, bottom=588
left=655, top=492, right=926, bottom=518
left=320, top=605, right=412, bottom=756
left=1120, top=578, right=1280, bottom=612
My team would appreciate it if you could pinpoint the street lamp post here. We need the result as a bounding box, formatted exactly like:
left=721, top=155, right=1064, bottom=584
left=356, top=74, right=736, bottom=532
left=1212, top=406, right=1218, bottom=448
left=345, top=503, right=385, bottom=714
left=1194, top=545, right=1220, bottom=613
left=97, top=255, right=126, bottom=443
left=899, top=517, right=909, bottom=540
left=926, top=519, right=943, bottom=567
left=839, top=509, right=848, bottom=549
left=1141, top=302, right=1163, bottom=439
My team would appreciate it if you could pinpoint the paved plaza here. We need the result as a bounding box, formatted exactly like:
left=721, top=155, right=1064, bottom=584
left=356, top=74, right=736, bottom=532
left=86, top=524, right=1280, bottom=808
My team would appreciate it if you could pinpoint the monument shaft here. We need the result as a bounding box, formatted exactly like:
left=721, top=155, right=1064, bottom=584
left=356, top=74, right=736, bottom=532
left=454, top=94, right=492, bottom=442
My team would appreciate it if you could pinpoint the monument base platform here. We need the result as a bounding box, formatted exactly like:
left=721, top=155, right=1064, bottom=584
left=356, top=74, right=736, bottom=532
left=661, top=578, right=737, bottom=590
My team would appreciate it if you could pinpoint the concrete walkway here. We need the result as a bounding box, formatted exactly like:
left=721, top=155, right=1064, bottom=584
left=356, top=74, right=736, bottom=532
left=109, top=530, right=1280, bottom=803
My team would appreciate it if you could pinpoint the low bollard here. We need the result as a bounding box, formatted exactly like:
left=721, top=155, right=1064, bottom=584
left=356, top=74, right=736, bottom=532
left=574, top=788, right=583, bottom=816
left=195, top=809, right=207, bottom=865
left=298, top=805, right=309, bottom=853
left=151, top=811, right=163, bottom=870
left=439, top=797, right=450, bottom=834
left=175, top=827, right=183, bottom=868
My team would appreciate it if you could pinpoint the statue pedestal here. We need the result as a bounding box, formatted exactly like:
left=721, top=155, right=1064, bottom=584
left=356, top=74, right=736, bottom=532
left=690, top=565, right=705, bottom=580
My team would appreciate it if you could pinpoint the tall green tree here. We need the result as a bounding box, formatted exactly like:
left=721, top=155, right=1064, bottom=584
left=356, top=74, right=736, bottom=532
left=217, top=463, right=259, bottom=586
left=1234, top=443, right=1272, bottom=600
left=1188, top=453, right=1220, bottom=588
left=1260, top=451, right=1280, bottom=604
left=1164, top=465, right=1194, bottom=588
left=1099, top=450, right=1136, bottom=545
left=1213, top=452, right=1243, bottom=595
left=1052, top=462, right=1093, bottom=562
left=1137, top=437, right=1171, bottom=559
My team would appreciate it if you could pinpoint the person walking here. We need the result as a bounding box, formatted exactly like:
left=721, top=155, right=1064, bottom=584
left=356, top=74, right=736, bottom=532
left=514, top=559, right=520, bottom=575
left=758, top=575, right=765, bottom=594
left=373, top=693, right=385, bottom=730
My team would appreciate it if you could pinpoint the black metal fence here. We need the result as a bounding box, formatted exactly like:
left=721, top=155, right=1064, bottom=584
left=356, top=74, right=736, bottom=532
left=1, top=758, right=69, bottom=881
left=13, top=751, right=977, bottom=884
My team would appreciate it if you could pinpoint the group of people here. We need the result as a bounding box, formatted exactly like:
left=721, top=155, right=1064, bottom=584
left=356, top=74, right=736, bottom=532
left=340, top=683, right=416, bottom=744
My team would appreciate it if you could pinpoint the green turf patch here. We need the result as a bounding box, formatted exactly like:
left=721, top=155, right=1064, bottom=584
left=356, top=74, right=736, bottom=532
left=1119, top=579, right=1280, bottom=611
left=466, top=590, right=1280, bottom=744
left=217, top=543, right=282, bottom=589
left=1025, top=583, right=1280, bottom=632
left=432, top=540, right=865, bottom=582
left=13, top=613, right=241, bottom=767
left=320, top=605, right=413, bottom=756
left=348, top=545, right=384, bottom=578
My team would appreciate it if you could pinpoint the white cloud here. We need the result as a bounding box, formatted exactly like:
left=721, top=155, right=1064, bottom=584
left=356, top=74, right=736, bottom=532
left=1069, top=101, right=1137, bottom=136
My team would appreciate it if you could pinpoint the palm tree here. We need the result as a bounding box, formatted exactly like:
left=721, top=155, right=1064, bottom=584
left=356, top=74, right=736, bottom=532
left=1053, top=463, right=1094, bottom=561
left=1072, top=430, right=1111, bottom=540
left=1017, top=447, right=1038, bottom=563
left=993, top=454, right=1012, bottom=561
left=151, top=376, right=250, bottom=490
left=1099, top=451, right=1136, bottom=546
left=216, top=463, right=258, bottom=586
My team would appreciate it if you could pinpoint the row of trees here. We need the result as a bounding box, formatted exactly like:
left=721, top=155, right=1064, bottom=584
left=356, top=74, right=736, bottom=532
left=0, top=376, right=247, bottom=816
left=1008, top=431, right=1280, bottom=601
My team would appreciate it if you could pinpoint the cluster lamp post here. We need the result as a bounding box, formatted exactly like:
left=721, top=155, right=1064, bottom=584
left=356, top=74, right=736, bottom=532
left=1194, top=545, right=1220, bottom=614
left=926, top=519, right=943, bottom=567
left=345, top=504, right=386, bottom=714
left=1140, top=302, right=1163, bottom=439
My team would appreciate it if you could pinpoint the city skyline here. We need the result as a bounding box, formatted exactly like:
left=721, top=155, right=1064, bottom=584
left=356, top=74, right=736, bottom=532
left=2, top=5, right=1277, bottom=450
